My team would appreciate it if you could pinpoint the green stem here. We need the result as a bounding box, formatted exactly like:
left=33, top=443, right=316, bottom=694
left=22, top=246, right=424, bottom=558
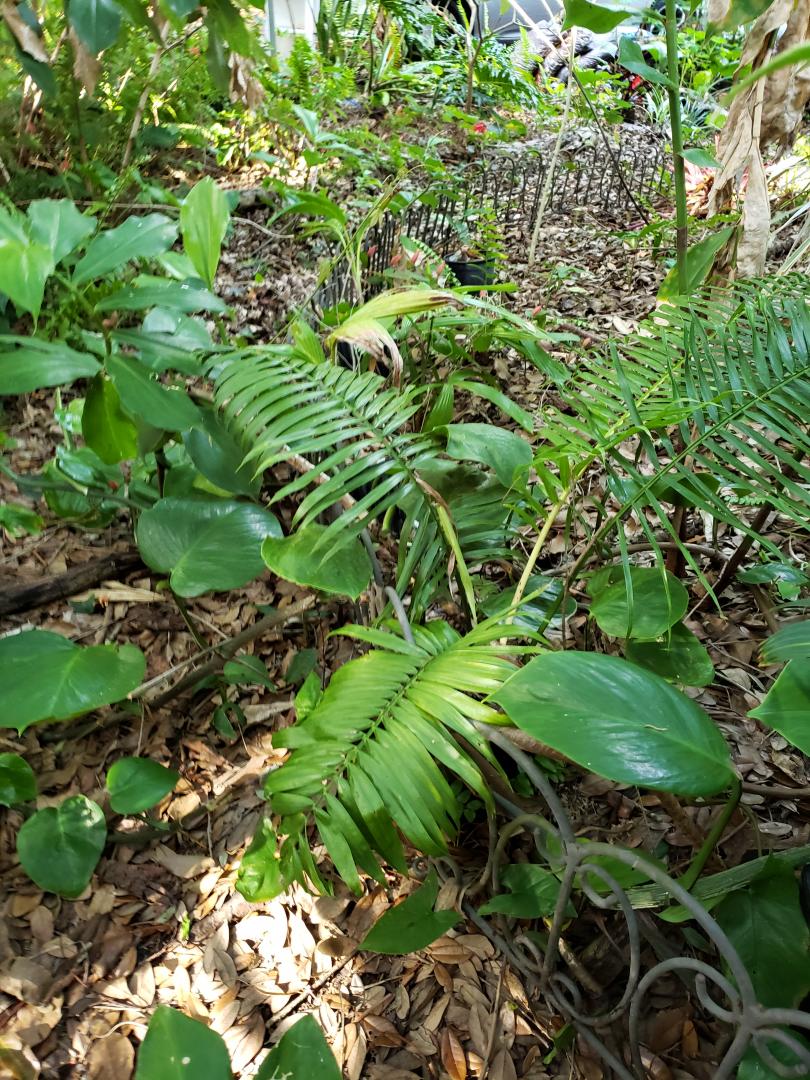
left=664, top=0, right=688, bottom=295
left=678, top=777, right=742, bottom=892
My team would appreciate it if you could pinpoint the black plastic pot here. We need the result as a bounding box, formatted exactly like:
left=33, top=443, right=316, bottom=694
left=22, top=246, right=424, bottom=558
left=446, top=259, right=497, bottom=287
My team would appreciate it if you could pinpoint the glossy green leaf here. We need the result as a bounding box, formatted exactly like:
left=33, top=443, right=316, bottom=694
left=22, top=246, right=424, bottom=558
left=136, top=496, right=281, bottom=596
left=96, top=275, right=226, bottom=314
left=715, top=864, right=810, bottom=1009
left=492, top=651, right=735, bottom=796
left=0, top=754, right=36, bottom=807
left=749, top=661, right=810, bottom=755
left=445, top=423, right=532, bottom=487
left=761, top=622, right=810, bottom=664
left=107, top=354, right=200, bottom=431
left=68, top=0, right=123, bottom=52
left=681, top=147, right=721, bottom=169
left=72, top=214, right=178, bottom=286
left=256, top=1015, right=340, bottom=1080
left=27, top=200, right=96, bottom=264
left=361, top=868, right=460, bottom=954
left=479, top=864, right=571, bottom=918
left=0, top=629, right=145, bottom=732
left=617, top=37, right=671, bottom=86
left=222, top=655, right=275, bottom=688
left=0, top=502, right=43, bottom=538
left=183, top=408, right=260, bottom=497
left=106, top=757, right=180, bottom=814
left=134, top=1006, right=232, bottom=1080
left=261, top=525, right=372, bottom=599
left=658, top=228, right=735, bottom=300
left=237, top=818, right=284, bottom=901
left=589, top=566, right=688, bottom=641
left=17, top=795, right=107, bottom=898
left=737, top=1032, right=810, bottom=1080
left=82, top=374, right=139, bottom=463
left=0, top=339, right=100, bottom=394
left=180, top=178, right=230, bottom=289
left=625, top=622, right=715, bottom=687
left=0, top=240, right=54, bottom=317
left=563, top=0, right=643, bottom=34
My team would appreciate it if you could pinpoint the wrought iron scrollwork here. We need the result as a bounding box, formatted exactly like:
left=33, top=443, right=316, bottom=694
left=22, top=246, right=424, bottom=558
left=461, top=728, right=810, bottom=1079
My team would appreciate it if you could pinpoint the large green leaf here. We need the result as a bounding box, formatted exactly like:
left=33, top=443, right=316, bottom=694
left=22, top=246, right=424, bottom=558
left=0, top=240, right=54, bottom=317
left=179, top=178, right=229, bottom=290
left=0, top=339, right=100, bottom=394
left=760, top=621, right=810, bottom=664
left=256, top=1016, right=340, bottom=1080
left=361, top=868, right=460, bottom=954
left=625, top=622, right=715, bottom=686
left=95, top=275, right=226, bottom=314
left=562, top=0, right=643, bottom=33
left=182, top=407, right=260, bottom=496
left=749, top=661, right=810, bottom=755
left=17, top=795, right=107, bottom=898
left=27, top=200, right=96, bottom=264
left=67, top=0, right=123, bottom=53
left=106, top=757, right=180, bottom=814
left=82, top=374, right=140, bottom=463
left=134, top=1006, right=232, bottom=1080
left=107, top=354, right=201, bottom=431
left=261, top=525, right=372, bottom=599
left=588, top=566, right=688, bottom=641
left=0, top=754, right=36, bottom=807
left=479, top=864, right=569, bottom=918
left=0, top=629, right=145, bottom=732
left=715, top=863, right=810, bottom=1009
left=617, top=36, right=671, bottom=87
left=445, top=423, right=532, bottom=488
left=72, top=214, right=178, bottom=287
left=492, top=651, right=735, bottom=796
left=658, top=228, right=735, bottom=301
left=737, top=1033, right=810, bottom=1079
left=136, top=496, right=281, bottom=596
left=236, top=818, right=284, bottom=901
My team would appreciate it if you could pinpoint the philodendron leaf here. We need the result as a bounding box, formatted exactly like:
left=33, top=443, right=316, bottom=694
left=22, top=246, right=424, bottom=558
left=760, top=621, right=810, bottom=664
left=588, top=566, right=688, bottom=641
left=17, top=795, right=107, bottom=898
left=563, top=0, right=644, bottom=33
left=617, top=36, right=671, bottom=86
left=106, top=757, right=179, bottom=814
left=72, top=213, right=178, bottom=286
left=136, top=496, right=282, bottom=596
left=625, top=622, right=715, bottom=687
left=180, top=178, right=230, bottom=289
left=361, top=868, right=460, bottom=954
left=737, top=1032, right=810, bottom=1079
left=0, top=240, right=54, bottom=317
left=492, top=651, right=735, bottom=797
left=0, top=754, right=36, bottom=806
left=0, top=338, right=100, bottom=394
left=715, top=863, right=810, bottom=1009
left=95, top=276, right=226, bottom=314
left=27, top=199, right=96, bottom=264
left=445, top=423, right=532, bottom=488
left=82, top=374, right=139, bottom=464
left=134, top=1006, right=232, bottom=1080
left=237, top=818, right=285, bottom=902
left=107, top=354, right=201, bottom=432
left=479, top=864, right=572, bottom=919
left=658, top=227, right=735, bottom=300
left=0, top=629, right=145, bottom=732
left=256, top=1015, right=340, bottom=1080
left=261, top=525, right=372, bottom=599
left=68, top=0, right=123, bottom=52
left=749, top=661, right=810, bottom=756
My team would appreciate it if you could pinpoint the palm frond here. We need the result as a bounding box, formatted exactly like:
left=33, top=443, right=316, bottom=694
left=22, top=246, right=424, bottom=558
left=237, top=618, right=532, bottom=900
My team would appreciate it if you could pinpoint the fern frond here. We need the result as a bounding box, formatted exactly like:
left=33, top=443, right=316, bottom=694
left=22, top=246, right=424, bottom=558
left=237, top=618, right=532, bottom=900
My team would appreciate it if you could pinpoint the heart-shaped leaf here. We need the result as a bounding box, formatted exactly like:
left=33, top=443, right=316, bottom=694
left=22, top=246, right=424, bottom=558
left=261, top=525, right=372, bottom=599
left=588, top=566, right=688, bottom=641
left=107, top=354, right=200, bottom=432
left=361, top=868, right=460, bottom=954
left=82, top=374, right=139, bottom=463
left=136, top=496, right=281, bottom=596
left=72, top=213, right=177, bottom=286
left=134, top=1006, right=232, bottom=1080
left=625, top=622, right=715, bottom=687
left=0, top=240, right=54, bottom=317
left=492, top=651, right=735, bottom=796
left=106, top=757, right=180, bottom=814
left=749, top=661, right=810, bottom=755
left=256, top=1016, right=340, bottom=1080
left=17, top=795, right=107, bottom=897
left=479, top=864, right=571, bottom=919
left=445, top=423, right=532, bottom=488
left=0, top=754, right=36, bottom=806
left=0, top=629, right=145, bottom=732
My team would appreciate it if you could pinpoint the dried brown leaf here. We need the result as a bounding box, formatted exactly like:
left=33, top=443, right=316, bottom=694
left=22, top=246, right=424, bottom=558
left=440, top=1028, right=467, bottom=1080
left=87, top=1033, right=134, bottom=1080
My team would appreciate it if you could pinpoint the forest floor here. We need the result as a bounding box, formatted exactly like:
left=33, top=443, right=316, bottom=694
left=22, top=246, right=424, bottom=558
left=1, top=114, right=809, bottom=1080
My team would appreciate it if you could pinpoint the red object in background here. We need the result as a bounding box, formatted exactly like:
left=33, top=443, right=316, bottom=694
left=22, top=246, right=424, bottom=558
left=629, top=75, right=644, bottom=91
left=472, top=121, right=487, bottom=133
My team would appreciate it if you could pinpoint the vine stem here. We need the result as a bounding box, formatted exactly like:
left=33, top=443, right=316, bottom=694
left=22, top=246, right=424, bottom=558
left=664, top=0, right=688, bottom=294
left=678, top=778, right=742, bottom=892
